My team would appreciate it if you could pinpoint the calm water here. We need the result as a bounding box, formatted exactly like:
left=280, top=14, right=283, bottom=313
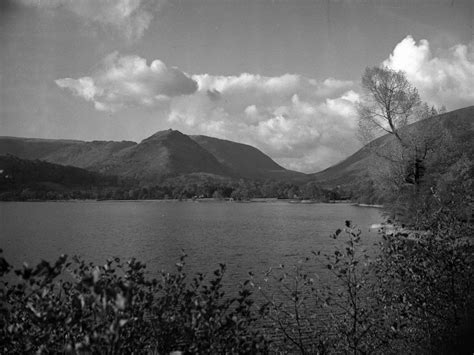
left=0, top=201, right=382, bottom=281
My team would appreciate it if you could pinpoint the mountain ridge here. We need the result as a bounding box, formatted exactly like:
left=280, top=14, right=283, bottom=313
left=0, top=129, right=303, bottom=183
left=1, top=106, right=471, bottom=186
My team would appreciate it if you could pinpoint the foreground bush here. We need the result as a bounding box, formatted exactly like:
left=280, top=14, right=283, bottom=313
left=375, top=220, right=474, bottom=353
left=0, top=253, right=267, bottom=354
left=255, top=222, right=389, bottom=354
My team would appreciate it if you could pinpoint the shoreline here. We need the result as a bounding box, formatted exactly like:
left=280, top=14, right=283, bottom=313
left=1, top=198, right=358, bottom=204
left=352, top=203, right=384, bottom=208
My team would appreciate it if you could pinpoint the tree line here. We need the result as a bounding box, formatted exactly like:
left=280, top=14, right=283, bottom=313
left=0, top=156, right=350, bottom=201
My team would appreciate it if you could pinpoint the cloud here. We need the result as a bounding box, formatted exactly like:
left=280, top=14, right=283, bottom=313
left=383, top=36, right=474, bottom=110
left=56, top=52, right=198, bottom=112
left=167, top=74, right=359, bottom=172
left=57, top=53, right=359, bottom=172
left=18, top=0, right=164, bottom=40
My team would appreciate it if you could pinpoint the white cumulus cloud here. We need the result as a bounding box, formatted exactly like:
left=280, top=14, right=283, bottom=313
left=56, top=52, right=198, bottom=112
left=383, top=35, right=474, bottom=110
left=56, top=54, right=361, bottom=172
left=167, top=73, right=359, bottom=172
left=18, top=0, right=164, bottom=40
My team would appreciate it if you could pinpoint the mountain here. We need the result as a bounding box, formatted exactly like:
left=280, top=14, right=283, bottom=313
left=190, top=135, right=307, bottom=181
left=0, top=130, right=303, bottom=183
left=89, top=129, right=229, bottom=183
left=310, top=106, right=474, bottom=188
left=4, top=106, right=469, bottom=187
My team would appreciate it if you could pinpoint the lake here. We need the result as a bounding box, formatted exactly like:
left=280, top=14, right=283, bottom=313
left=0, top=201, right=382, bottom=282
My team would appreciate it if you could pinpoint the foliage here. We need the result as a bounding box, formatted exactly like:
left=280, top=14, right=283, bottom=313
left=254, top=260, right=329, bottom=354
left=0, top=154, right=134, bottom=201
left=256, top=222, right=396, bottom=354
left=375, top=218, right=474, bottom=354
left=255, top=218, right=473, bottom=354
left=349, top=67, right=474, bottom=353
left=0, top=253, right=268, bottom=354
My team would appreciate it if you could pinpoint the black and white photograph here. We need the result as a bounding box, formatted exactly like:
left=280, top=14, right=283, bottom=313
left=1, top=0, right=473, bottom=353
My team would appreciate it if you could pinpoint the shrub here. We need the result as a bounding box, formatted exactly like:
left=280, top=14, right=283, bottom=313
left=255, top=219, right=474, bottom=354
left=256, top=221, right=395, bottom=354
left=0, top=252, right=268, bottom=354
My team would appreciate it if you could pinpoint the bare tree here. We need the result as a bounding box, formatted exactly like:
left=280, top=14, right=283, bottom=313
left=357, top=67, right=450, bottom=184
left=357, top=66, right=421, bottom=146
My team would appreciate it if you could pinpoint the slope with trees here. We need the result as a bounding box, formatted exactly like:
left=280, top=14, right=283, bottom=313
left=311, top=106, right=473, bottom=202
left=353, top=66, right=473, bottom=226
left=0, top=155, right=125, bottom=200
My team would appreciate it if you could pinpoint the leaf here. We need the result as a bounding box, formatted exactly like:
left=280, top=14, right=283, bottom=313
left=116, top=293, right=126, bottom=310
left=92, top=267, right=100, bottom=283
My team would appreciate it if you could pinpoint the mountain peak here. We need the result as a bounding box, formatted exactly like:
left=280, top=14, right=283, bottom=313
left=141, top=129, right=185, bottom=143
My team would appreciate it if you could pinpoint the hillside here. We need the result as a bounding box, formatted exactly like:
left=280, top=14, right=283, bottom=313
left=310, top=106, right=474, bottom=188
left=191, top=135, right=307, bottom=181
left=0, top=130, right=305, bottom=183
left=0, top=155, right=120, bottom=200
left=89, top=129, right=230, bottom=183
left=0, top=137, right=137, bottom=170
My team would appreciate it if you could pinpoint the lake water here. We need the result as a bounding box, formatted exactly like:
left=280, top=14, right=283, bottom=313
left=0, top=201, right=382, bottom=282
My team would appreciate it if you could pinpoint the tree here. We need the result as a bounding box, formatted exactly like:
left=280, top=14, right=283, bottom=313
left=358, top=66, right=422, bottom=146
left=356, top=66, right=461, bottom=225
left=357, top=66, right=426, bottom=193
left=357, top=66, right=453, bottom=186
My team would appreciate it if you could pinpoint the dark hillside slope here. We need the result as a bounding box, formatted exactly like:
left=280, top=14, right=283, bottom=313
left=311, top=106, right=474, bottom=188
left=191, top=135, right=307, bottom=181
left=44, top=140, right=136, bottom=169
left=0, top=155, right=117, bottom=190
left=0, top=136, right=136, bottom=170
left=0, top=137, right=82, bottom=160
left=91, top=130, right=229, bottom=183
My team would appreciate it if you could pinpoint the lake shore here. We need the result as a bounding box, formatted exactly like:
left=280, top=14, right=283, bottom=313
left=352, top=203, right=384, bottom=208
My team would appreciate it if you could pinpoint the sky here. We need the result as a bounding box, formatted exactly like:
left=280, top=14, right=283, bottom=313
left=1, top=0, right=473, bottom=173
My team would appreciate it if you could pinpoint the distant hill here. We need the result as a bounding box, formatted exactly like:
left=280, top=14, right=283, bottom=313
left=89, top=129, right=230, bottom=183
left=0, top=137, right=136, bottom=169
left=190, top=135, right=307, bottom=181
left=0, top=155, right=117, bottom=190
left=310, top=106, right=474, bottom=188
left=0, top=130, right=304, bottom=183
